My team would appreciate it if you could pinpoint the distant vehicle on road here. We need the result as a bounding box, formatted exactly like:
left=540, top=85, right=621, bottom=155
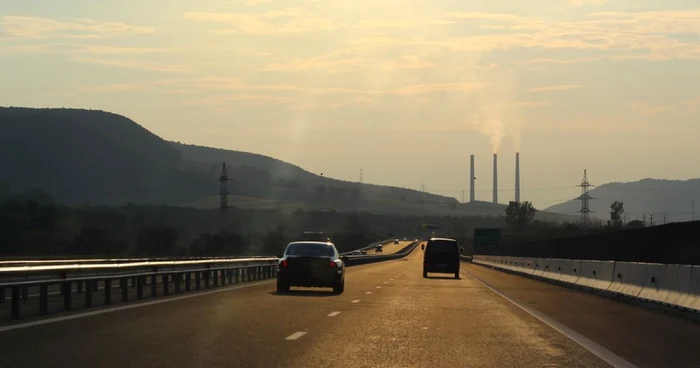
left=375, top=244, right=383, bottom=253
left=423, top=238, right=462, bottom=279
left=360, top=250, right=367, bottom=255
left=297, top=231, right=330, bottom=242
left=351, top=251, right=362, bottom=256
left=394, top=239, right=400, bottom=244
left=276, top=241, right=345, bottom=293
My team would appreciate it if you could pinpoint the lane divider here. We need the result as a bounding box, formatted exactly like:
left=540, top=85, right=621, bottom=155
left=285, top=331, right=307, bottom=340
left=365, top=292, right=372, bottom=295
left=327, top=311, right=341, bottom=317
left=351, top=300, right=360, bottom=303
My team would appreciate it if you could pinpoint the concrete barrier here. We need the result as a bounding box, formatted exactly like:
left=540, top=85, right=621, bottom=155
left=540, top=259, right=560, bottom=280
left=472, top=255, right=700, bottom=315
left=678, top=266, right=700, bottom=311
left=576, top=261, right=615, bottom=291
left=608, top=262, right=646, bottom=298
left=559, top=259, right=580, bottom=284
left=638, top=264, right=692, bottom=307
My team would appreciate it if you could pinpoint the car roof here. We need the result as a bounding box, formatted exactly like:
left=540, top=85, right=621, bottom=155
left=288, top=241, right=334, bottom=246
left=428, top=237, right=457, bottom=242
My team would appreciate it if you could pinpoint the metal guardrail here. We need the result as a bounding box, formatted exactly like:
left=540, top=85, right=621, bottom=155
left=342, top=241, right=421, bottom=266
left=0, top=240, right=422, bottom=322
left=0, top=257, right=278, bottom=320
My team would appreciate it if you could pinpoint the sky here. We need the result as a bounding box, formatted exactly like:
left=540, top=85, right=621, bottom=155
left=1, top=0, right=699, bottom=211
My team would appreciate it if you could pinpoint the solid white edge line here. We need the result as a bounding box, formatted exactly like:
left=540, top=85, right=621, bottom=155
left=0, top=279, right=275, bottom=333
left=351, top=300, right=360, bottom=303
left=327, top=311, right=341, bottom=317
left=463, top=270, right=638, bottom=368
left=365, top=292, right=372, bottom=294
left=285, top=331, right=307, bottom=340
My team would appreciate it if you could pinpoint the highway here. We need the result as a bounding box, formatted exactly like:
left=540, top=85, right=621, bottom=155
left=2, top=246, right=700, bottom=367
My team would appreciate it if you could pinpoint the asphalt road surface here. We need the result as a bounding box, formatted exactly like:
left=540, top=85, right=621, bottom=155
left=2, top=246, right=700, bottom=368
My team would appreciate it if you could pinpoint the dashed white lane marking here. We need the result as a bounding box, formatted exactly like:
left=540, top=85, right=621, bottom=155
left=384, top=282, right=389, bottom=284
left=365, top=292, right=372, bottom=295
left=421, top=327, right=429, bottom=330
left=286, top=331, right=307, bottom=340
left=376, top=286, right=382, bottom=289
left=463, top=269, right=638, bottom=368
left=0, top=279, right=275, bottom=333
left=351, top=300, right=360, bottom=303
left=327, top=311, right=341, bottom=317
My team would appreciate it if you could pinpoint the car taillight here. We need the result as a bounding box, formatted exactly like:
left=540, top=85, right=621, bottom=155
left=330, top=261, right=337, bottom=268
left=281, top=260, right=288, bottom=268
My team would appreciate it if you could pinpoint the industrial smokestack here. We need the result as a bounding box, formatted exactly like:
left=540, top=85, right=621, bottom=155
left=515, top=152, right=521, bottom=203
left=493, top=153, right=498, bottom=204
left=470, top=155, right=475, bottom=202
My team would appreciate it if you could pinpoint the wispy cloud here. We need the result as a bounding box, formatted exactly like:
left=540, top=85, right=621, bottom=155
left=262, top=49, right=433, bottom=72
left=70, top=57, right=192, bottom=73
left=0, top=16, right=155, bottom=39
left=568, top=0, right=608, bottom=5
left=185, top=10, right=339, bottom=34
left=528, top=85, right=584, bottom=92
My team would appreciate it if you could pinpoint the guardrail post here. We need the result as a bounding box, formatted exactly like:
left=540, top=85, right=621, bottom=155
left=130, top=277, right=136, bottom=288
left=195, top=272, right=201, bottom=290
left=39, top=284, right=48, bottom=314
left=204, top=271, right=210, bottom=288
left=213, top=270, right=219, bottom=287
left=137, top=277, right=144, bottom=299
left=221, top=270, right=226, bottom=285
left=21, top=286, right=29, bottom=301
left=120, top=278, right=128, bottom=302
left=185, top=272, right=191, bottom=291
left=63, top=281, right=72, bottom=311
left=234, top=269, right=240, bottom=283
left=76, top=281, right=83, bottom=294
left=104, top=279, right=112, bottom=305
left=11, top=286, right=20, bottom=319
left=85, top=281, right=93, bottom=307
left=174, top=274, right=181, bottom=293
left=162, top=275, right=169, bottom=295
left=151, top=275, right=157, bottom=297
left=93, top=282, right=98, bottom=292
left=228, top=269, right=233, bottom=284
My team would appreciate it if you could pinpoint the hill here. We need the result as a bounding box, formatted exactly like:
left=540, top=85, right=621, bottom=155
left=0, top=106, right=575, bottom=220
left=545, top=178, right=700, bottom=223
left=0, top=107, right=455, bottom=213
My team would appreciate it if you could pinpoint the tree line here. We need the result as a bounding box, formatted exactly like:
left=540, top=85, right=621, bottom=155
left=0, top=187, right=507, bottom=257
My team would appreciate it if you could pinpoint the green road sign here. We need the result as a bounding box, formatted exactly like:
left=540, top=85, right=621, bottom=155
left=474, top=228, right=501, bottom=247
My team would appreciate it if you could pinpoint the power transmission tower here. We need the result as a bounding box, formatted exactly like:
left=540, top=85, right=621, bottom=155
left=693, top=200, right=696, bottom=221
left=420, top=182, right=427, bottom=203
left=359, top=169, right=363, bottom=184
left=219, top=162, right=232, bottom=211
left=577, top=169, right=595, bottom=228
left=461, top=189, right=465, bottom=204
left=643, top=213, right=646, bottom=226
left=650, top=214, right=654, bottom=226
left=663, top=213, right=667, bottom=224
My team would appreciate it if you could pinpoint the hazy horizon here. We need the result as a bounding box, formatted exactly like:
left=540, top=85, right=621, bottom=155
left=2, top=0, right=699, bottom=211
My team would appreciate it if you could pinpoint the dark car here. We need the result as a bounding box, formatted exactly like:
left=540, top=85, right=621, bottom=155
left=375, top=244, right=383, bottom=253
left=276, top=241, right=345, bottom=293
left=423, top=238, right=462, bottom=279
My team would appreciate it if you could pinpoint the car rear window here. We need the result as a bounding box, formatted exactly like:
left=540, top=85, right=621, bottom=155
left=285, top=243, right=334, bottom=256
left=426, top=240, right=458, bottom=253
